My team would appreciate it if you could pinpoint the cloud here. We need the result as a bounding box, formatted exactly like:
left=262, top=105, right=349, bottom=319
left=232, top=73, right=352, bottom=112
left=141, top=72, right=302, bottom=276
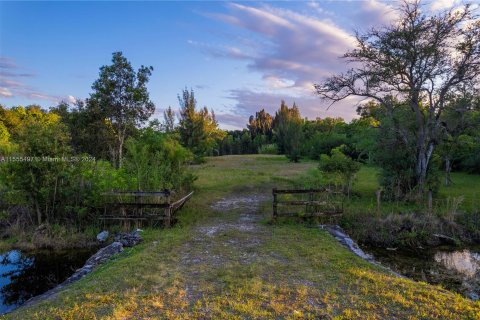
left=215, top=112, right=249, bottom=130
left=199, top=2, right=378, bottom=127
left=430, top=0, right=462, bottom=11
left=67, top=95, right=77, bottom=104
left=0, top=57, right=17, bottom=70
left=0, top=87, right=13, bottom=98
left=214, top=2, right=357, bottom=83
left=0, top=56, right=35, bottom=78
left=0, top=56, right=62, bottom=104
left=307, top=1, right=335, bottom=17
left=352, top=0, right=399, bottom=29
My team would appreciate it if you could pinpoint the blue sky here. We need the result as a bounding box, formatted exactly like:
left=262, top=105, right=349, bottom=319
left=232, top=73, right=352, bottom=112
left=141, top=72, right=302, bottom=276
left=1, top=0, right=477, bottom=129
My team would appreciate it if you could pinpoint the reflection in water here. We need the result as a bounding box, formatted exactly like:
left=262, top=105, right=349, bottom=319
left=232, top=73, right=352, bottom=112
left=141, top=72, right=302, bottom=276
left=0, top=249, right=96, bottom=314
left=363, top=245, right=480, bottom=300
left=434, top=250, right=480, bottom=277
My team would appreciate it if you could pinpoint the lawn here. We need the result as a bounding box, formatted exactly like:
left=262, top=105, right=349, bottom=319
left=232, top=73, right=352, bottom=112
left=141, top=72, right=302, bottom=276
left=5, top=155, right=480, bottom=319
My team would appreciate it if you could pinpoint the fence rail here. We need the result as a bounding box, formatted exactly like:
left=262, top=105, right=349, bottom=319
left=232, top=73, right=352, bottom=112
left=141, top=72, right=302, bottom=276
left=100, top=190, right=194, bottom=228
left=272, top=188, right=343, bottom=220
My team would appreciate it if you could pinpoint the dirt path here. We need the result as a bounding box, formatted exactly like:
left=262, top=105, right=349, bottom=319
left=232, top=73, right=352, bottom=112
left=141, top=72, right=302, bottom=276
left=179, top=193, right=272, bottom=304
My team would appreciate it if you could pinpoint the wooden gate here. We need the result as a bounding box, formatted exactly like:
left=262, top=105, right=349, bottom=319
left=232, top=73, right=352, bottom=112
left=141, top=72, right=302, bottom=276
left=100, top=190, right=194, bottom=227
left=272, top=188, right=343, bottom=220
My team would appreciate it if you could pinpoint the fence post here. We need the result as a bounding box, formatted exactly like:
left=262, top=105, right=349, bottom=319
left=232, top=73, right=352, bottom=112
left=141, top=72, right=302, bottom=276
left=165, top=206, right=171, bottom=228
left=273, top=188, right=278, bottom=221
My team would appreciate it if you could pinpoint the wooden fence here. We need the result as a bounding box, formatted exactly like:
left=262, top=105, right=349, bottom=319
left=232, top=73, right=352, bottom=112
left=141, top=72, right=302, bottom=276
left=100, top=190, right=194, bottom=227
left=272, top=188, right=343, bottom=220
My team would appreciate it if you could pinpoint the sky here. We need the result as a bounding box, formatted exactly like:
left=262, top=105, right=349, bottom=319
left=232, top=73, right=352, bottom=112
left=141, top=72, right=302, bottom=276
left=0, top=0, right=477, bottom=130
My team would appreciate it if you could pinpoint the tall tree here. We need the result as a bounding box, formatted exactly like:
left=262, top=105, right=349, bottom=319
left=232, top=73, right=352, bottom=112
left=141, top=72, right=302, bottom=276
left=247, top=109, right=273, bottom=141
left=88, top=52, right=155, bottom=168
left=315, top=1, right=480, bottom=195
left=177, top=88, right=225, bottom=161
left=163, top=106, right=176, bottom=133
left=273, top=101, right=302, bottom=154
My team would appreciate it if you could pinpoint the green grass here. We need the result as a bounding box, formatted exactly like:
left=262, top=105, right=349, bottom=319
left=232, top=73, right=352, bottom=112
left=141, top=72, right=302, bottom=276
left=5, top=155, right=480, bottom=319
left=299, top=164, right=480, bottom=216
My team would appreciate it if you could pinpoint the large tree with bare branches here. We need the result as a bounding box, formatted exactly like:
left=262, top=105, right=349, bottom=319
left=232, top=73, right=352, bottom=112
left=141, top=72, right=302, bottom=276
left=315, top=1, right=480, bottom=195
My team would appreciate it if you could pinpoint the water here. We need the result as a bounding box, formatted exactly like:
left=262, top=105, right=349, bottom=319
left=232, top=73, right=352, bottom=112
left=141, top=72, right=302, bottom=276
left=0, top=248, right=96, bottom=314
left=363, top=245, right=480, bottom=299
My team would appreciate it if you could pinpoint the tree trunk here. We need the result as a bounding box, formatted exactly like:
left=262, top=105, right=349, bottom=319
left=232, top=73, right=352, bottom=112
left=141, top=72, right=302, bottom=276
left=118, top=139, right=123, bottom=168
left=117, top=127, right=126, bottom=168
left=414, top=131, right=434, bottom=196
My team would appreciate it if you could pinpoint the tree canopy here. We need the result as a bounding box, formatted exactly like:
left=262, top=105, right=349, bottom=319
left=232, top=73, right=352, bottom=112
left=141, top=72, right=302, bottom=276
left=88, top=51, right=155, bottom=168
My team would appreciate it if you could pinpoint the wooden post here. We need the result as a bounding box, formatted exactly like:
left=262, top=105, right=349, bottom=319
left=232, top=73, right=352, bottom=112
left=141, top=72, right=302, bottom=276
left=308, top=191, right=314, bottom=214
left=273, top=188, right=278, bottom=221
left=165, top=206, right=171, bottom=228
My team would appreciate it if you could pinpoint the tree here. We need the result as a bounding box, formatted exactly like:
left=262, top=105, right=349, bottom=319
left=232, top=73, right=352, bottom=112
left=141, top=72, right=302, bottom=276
left=163, top=106, right=176, bottom=133
left=283, top=120, right=304, bottom=162
left=88, top=52, right=155, bottom=168
left=177, top=88, right=225, bottom=161
left=273, top=101, right=302, bottom=154
left=0, top=106, right=71, bottom=225
left=437, top=94, right=478, bottom=185
left=247, top=109, right=273, bottom=141
left=315, top=1, right=480, bottom=196
left=318, top=146, right=361, bottom=198
left=52, top=100, right=117, bottom=161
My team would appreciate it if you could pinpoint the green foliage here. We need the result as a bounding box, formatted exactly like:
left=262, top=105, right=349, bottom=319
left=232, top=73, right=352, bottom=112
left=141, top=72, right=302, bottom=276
left=272, top=101, right=303, bottom=162
left=283, top=120, right=303, bottom=162
left=88, top=51, right=155, bottom=168
left=177, top=88, right=225, bottom=162
left=247, top=109, right=273, bottom=141
left=162, top=106, right=176, bottom=134
left=52, top=101, right=117, bottom=162
left=304, top=131, right=347, bottom=159
left=258, top=143, right=278, bottom=155
left=358, top=101, right=443, bottom=200
left=0, top=106, right=72, bottom=225
left=347, top=117, right=378, bottom=163
left=318, top=146, right=361, bottom=196
left=0, top=106, right=137, bottom=228
left=124, top=128, right=195, bottom=192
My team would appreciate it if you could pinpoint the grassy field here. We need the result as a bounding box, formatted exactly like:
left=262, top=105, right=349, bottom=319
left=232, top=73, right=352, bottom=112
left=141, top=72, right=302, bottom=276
left=299, top=164, right=480, bottom=214
left=5, top=155, right=480, bottom=319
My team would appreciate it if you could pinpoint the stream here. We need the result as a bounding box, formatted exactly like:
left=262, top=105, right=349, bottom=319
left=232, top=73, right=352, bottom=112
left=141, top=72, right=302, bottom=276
left=0, top=248, right=96, bottom=314
left=362, top=245, right=480, bottom=300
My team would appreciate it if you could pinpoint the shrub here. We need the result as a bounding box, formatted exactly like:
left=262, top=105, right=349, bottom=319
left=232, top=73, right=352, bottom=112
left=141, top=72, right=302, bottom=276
left=318, top=145, right=361, bottom=197
left=258, top=143, right=278, bottom=155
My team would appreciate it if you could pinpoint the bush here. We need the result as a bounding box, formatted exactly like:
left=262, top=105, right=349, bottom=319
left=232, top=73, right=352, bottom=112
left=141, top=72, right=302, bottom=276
left=318, top=146, right=361, bottom=197
left=305, top=132, right=347, bottom=160
left=124, top=128, right=196, bottom=192
left=258, top=143, right=278, bottom=155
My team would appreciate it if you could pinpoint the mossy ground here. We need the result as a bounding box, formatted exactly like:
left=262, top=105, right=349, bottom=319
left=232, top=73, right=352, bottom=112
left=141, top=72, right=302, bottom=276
left=5, top=155, right=480, bottom=319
